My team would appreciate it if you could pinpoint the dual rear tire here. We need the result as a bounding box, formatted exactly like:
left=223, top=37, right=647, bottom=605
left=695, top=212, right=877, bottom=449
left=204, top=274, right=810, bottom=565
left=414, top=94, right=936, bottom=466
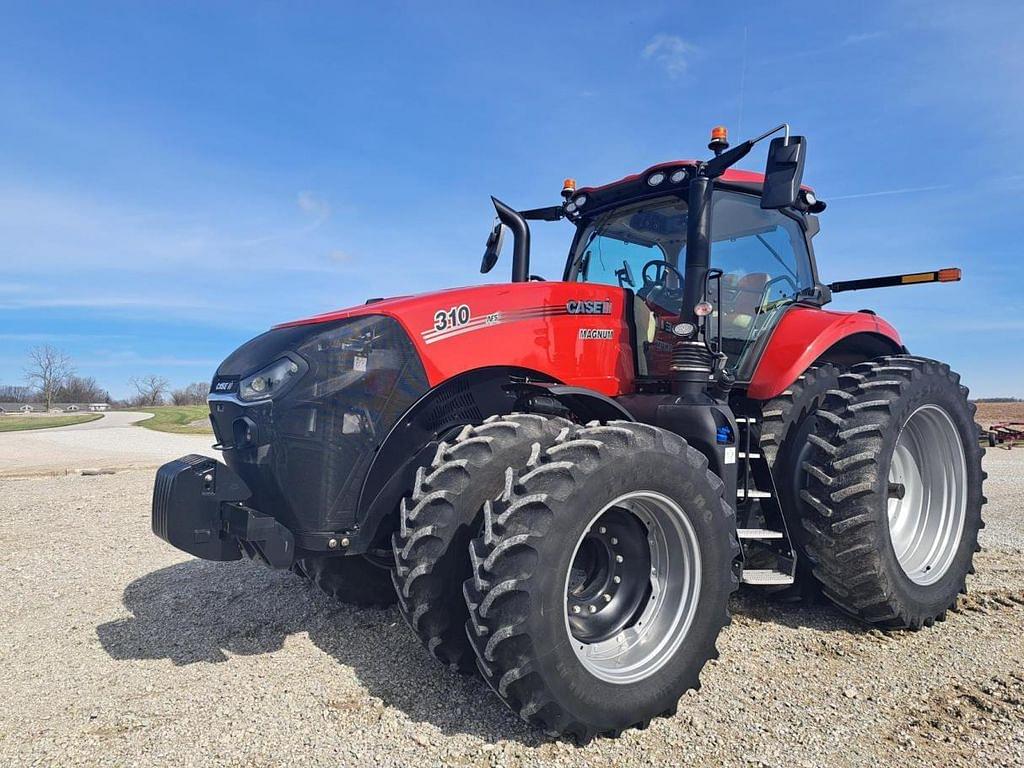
left=799, top=356, right=985, bottom=628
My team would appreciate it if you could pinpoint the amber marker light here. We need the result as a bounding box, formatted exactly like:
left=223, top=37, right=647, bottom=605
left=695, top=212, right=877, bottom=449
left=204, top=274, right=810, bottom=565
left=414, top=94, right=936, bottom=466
left=938, top=268, right=962, bottom=282
left=708, top=125, right=730, bottom=154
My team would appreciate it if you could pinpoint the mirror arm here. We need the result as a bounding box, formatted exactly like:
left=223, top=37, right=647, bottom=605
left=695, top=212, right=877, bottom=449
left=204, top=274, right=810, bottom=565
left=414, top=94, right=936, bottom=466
left=703, top=124, right=789, bottom=179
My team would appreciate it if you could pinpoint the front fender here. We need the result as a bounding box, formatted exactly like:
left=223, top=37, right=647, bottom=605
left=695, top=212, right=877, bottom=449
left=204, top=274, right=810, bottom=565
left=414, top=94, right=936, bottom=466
left=747, top=306, right=903, bottom=400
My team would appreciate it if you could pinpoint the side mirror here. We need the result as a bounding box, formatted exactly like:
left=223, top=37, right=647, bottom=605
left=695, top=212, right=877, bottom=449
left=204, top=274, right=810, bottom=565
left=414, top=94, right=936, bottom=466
left=761, top=135, right=806, bottom=209
left=480, top=219, right=505, bottom=274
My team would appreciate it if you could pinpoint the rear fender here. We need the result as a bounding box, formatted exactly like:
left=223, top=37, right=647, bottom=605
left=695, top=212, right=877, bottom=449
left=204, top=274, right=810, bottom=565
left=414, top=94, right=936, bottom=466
left=747, top=306, right=904, bottom=400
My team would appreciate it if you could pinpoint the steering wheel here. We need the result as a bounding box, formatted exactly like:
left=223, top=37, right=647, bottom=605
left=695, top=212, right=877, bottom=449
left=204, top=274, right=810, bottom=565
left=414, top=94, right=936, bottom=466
left=639, top=259, right=685, bottom=314
left=642, top=259, right=684, bottom=288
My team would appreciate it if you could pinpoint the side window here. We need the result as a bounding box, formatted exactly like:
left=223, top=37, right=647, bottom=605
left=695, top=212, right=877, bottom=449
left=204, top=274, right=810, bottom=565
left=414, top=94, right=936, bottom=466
left=710, top=192, right=813, bottom=370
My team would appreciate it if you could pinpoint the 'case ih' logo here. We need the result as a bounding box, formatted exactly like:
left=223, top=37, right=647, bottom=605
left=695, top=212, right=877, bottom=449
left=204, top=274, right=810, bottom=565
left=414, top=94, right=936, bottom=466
left=213, top=379, right=237, bottom=393
left=566, top=299, right=612, bottom=315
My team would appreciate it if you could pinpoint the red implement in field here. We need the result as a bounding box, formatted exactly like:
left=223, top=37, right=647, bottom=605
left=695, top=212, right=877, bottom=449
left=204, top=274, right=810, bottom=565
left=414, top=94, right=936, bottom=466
left=988, top=422, right=1024, bottom=448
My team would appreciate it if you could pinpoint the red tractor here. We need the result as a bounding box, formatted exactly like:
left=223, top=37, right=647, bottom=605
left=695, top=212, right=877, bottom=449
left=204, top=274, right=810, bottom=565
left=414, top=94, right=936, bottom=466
left=153, top=124, right=984, bottom=743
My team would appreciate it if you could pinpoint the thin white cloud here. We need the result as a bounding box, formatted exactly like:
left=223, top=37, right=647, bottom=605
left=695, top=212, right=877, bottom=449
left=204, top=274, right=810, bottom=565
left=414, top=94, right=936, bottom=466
left=0, top=296, right=213, bottom=310
left=84, top=356, right=222, bottom=368
left=828, top=184, right=950, bottom=201
left=297, top=191, right=331, bottom=222
left=842, top=31, right=888, bottom=46
left=642, top=35, right=696, bottom=78
left=0, top=333, right=131, bottom=342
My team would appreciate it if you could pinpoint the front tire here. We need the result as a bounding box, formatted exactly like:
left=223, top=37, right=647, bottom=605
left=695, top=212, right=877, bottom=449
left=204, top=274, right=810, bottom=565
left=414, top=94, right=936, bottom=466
left=800, top=356, right=985, bottom=629
left=391, top=414, right=571, bottom=671
left=300, top=554, right=397, bottom=608
left=464, top=422, right=739, bottom=743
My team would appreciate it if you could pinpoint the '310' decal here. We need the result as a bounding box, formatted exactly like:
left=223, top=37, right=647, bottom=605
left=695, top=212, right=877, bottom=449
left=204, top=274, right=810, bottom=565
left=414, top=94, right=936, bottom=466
left=433, top=304, right=471, bottom=332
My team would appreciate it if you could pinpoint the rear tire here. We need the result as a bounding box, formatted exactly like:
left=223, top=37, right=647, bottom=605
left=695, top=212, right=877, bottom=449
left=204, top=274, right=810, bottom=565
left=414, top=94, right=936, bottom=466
left=464, top=422, right=739, bottom=743
left=300, top=554, right=397, bottom=608
left=391, top=414, right=572, bottom=671
left=801, top=356, right=985, bottom=629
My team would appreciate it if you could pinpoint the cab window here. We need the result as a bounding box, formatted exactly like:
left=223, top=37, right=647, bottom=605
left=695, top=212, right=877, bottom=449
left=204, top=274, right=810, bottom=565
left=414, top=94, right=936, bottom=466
left=709, top=192, right=814, bottom=370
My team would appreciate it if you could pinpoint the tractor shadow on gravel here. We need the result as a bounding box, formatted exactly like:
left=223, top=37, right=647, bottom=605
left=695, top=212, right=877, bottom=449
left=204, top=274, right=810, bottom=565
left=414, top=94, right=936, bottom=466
left=96, top=559, right=544, bottom=745
left=96, top=561, right=873, bottom=743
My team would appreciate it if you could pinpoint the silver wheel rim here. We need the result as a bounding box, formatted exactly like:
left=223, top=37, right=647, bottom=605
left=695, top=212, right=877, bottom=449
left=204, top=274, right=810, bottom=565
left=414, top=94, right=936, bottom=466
left=563, top=491, right=702, bottom=685
left=887, top=404, right=967, bottom=586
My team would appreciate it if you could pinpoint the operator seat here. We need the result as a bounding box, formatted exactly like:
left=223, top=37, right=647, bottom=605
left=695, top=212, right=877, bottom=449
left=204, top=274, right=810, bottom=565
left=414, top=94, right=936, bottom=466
left=721, top=272, right=769, bottom=336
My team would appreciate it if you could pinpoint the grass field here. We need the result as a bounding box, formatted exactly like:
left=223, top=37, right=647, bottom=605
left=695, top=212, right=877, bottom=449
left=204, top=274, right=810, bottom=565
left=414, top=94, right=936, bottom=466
left=134, top=405, right=213, bottom=434
left=0, top=413, right=103, bottom=432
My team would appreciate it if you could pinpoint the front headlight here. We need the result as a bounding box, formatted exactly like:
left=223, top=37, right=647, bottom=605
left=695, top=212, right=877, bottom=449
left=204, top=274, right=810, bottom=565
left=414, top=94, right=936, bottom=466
left=239, top=356, right=305, bottom=402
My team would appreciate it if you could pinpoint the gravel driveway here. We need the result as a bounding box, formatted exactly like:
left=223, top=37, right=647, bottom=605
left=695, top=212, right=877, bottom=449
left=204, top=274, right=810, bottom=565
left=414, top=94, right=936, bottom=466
left=0, top=448, right=1021, bottom=767
left=0, top=411, right=218, bottom=477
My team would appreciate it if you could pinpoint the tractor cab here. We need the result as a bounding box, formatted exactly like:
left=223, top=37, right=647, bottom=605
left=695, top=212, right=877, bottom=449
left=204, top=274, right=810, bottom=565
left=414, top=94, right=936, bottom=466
left=563, top=175, right=821, bottom=380
left=488, top=124, right=827, bottom=392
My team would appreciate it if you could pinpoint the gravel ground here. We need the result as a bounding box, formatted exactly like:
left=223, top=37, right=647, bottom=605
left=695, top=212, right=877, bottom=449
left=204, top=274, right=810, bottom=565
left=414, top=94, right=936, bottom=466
left=0, top=451, right=1022, bottom=767
left=0, top=412, right=218, bottom=477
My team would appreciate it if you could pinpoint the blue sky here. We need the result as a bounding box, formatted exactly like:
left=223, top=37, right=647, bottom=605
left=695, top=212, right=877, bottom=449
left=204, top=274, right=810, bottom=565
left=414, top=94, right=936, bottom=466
left=1, top=1, right=1022, bottom=399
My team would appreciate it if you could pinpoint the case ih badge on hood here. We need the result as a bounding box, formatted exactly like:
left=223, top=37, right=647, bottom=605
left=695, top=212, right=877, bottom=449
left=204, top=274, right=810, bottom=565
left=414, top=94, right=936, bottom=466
left=152, top=123, right=979, bottom=744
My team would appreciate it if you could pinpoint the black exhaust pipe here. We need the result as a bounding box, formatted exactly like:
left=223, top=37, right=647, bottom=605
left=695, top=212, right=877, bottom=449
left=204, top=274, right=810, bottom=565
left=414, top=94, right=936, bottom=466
left=491, top=196, right=531, bottom=283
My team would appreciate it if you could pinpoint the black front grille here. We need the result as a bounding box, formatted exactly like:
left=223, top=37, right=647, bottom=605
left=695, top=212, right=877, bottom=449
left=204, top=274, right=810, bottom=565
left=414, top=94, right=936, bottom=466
left=211, top=315, right=428, bottom=536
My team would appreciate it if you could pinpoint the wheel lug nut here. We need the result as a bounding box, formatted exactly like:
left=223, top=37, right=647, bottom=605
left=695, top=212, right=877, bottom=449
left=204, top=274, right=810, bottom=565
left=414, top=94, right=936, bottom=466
left=588, top=605, right=597, bottom=614
left=602, top=594, right=611, bottom=603
left=615, top=555, right=624, bottom=563
left=613, top=576, right=621, bottom=584
left=610, top=537, right=618, bottom=545
left=571, top=605, right=581, bottom=614
left=598, top=526, right=607, bottom=535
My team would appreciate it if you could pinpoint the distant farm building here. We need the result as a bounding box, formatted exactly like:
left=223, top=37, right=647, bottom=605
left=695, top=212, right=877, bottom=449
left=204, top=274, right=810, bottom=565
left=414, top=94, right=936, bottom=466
left=0, top=402, right=111, bottom=414
left=0, top=403, right=37, bottom=413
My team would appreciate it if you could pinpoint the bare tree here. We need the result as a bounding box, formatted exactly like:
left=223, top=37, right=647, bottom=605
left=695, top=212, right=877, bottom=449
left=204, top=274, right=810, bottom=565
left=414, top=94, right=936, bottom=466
left=0, top=384, right=33, bottom=403
left=24, top=345, right=74, bottom=411
left=170, top=381, right=210, bottom=406
left=129, top=374, right=170, bottom=407
left=56, top=375, right=110, bottom=404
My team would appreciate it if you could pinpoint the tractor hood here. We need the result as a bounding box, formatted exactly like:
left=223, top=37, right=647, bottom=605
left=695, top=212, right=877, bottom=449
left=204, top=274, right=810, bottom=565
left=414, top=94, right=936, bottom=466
left=271, top=282, right=637, bottom=396
left=206, top=281, right=635, bottom=548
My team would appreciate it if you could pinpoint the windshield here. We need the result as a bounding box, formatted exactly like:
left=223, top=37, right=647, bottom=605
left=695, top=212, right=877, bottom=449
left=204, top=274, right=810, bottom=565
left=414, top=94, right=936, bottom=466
left=568, top=196, right=687, bottom=314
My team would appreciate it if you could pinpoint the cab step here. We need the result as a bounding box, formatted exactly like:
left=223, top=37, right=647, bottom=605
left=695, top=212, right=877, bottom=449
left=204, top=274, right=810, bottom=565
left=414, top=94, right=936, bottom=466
left=737, top=528, right=784, bottom=540
left=737, top=488, right=772, bottom=499
left=740, top=569, right=795, bottom=586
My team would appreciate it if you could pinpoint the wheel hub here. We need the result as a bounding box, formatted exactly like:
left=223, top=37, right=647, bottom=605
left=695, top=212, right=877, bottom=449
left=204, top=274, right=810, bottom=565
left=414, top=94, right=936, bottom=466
left=887, top=404, right=968, bottom=585
left=566, top=509, right=651, bottom=643
left=564, top=491, right=702, bottom=685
